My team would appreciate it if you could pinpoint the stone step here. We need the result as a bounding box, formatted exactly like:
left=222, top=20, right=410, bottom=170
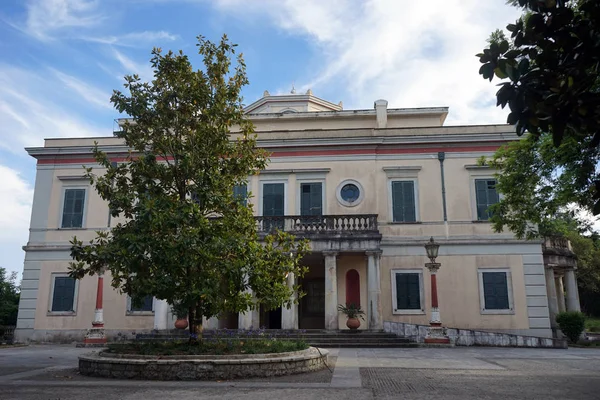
left=311, top=342, right=420, bottom=348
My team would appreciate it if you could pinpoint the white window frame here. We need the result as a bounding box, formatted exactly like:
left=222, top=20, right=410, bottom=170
left=47, top=273, right=79, bottom=316
left=390, top=269, right=425, bottom=315
left=387, top=178, right=420, bottom=223
left=477, top=268, right=515, bottom=315
left=258, top=178, right=288, bottom=216
left=126, top=295, right=156, bottom=316
left=336, top=179, right=364, bottom=207
left=59, top=186, right=89, bottom=229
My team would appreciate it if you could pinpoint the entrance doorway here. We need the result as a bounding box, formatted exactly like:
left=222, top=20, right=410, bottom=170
left=260, top=306, right=282, bottom=329
left=298, top=253, right=326, bottom=329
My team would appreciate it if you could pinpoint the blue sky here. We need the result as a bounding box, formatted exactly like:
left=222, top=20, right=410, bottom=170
left=0, top=0, right=522, bottom=276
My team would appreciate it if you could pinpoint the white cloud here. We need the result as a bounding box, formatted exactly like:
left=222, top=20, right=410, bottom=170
left=51, top=68, right=113, bottom=109
left=0, top=164, right=33, bottom=275
left=82, top=30, right=179, bottom=47
left=213, top=0, right=522, bottom=125
left=112, top=49, right=155, bottom=82
left=24, top=0, right=103, bottom=41
left=0, top=65, right=109, bottom=152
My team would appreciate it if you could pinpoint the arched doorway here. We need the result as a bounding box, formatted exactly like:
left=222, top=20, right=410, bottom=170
left=346, top=269, right=360, bottom=307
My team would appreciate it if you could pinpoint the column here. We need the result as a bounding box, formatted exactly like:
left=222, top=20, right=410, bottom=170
left=545, top=267, right=559, bottom=330
left=555, top=274, right=566, bottom=313
left=564, top=269, right=581, bottom=312
left=204, top=316, right=220, bottom=330
left=366, top=251, right=382, bottom=330
left=238, top=275, right=260, bottom=330
left=424, top=262, right=450, bottom=344
left=153, top=299, right=169, bottom=330
left=281, top=272, right=298, bottom=329
left=324, top=251, right=339, bottom=330
left=84, top=272, right=107, bottom=345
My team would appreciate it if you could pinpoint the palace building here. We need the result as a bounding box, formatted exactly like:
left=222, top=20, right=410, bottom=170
left=14, top=91, right=580, bottom=342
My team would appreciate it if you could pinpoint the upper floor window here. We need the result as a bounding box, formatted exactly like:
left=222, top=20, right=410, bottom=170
left=336, top=180, right=364, bottom=207
left=300, top=182, right=322, bottom=216
left=61, top=188, right=86, bottom=228
left=233, top=183, right=248, bottom=206
left=50, top=274, right=78, bottom=313
left=391, top=180, right=417, bottom=223
left=474, top=179, right=499, bottom=221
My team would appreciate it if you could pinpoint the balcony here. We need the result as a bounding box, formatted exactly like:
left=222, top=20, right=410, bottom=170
left=255, top=214, right=380, bottom=239
left=542, top=236, right=577, bottom=270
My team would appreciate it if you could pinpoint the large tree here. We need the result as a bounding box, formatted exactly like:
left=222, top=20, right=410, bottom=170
left=477, top=0, right=600, bottom=237
left=0, top=267, right=19, bottom=326
left=69, top=35, right=308, bottom=338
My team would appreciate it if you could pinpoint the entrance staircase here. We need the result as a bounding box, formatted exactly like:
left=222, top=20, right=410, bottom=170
left=136, top=329, right=417, bottom=348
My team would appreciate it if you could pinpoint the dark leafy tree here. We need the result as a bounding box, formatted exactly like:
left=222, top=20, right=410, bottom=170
left=69, top=35, right=309, bottom=340
left=0, top=267, right=19, bottom=326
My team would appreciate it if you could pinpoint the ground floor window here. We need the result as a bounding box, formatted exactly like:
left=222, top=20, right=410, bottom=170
left=391, top=269, right=424, bottom=314
left=127, top=295, right=154, bottom=314
left=478, top=269, right=514, bottom=314
left=49, top=274, right=78, bottom=314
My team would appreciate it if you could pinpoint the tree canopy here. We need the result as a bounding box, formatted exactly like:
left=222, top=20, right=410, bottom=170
left=0, top=267, right=19, bottom=326
left=69, top=35, right=308, bottom=337
left=477, top=0, right=600, bottom=237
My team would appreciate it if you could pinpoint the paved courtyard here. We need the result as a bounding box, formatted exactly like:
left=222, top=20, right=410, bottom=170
left=0, top=345, right=599, bottom=399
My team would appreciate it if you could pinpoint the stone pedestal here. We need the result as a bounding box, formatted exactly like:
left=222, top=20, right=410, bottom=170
left=424, top=262, right=450, bottom=344
left=83, top=274, right=106, bottom=346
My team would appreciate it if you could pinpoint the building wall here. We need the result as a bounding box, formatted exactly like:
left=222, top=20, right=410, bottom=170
left=16, top=102, right=552, bottom=341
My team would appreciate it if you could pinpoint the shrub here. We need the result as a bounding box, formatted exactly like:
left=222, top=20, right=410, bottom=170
left=556, top=311, right=586, bottom=343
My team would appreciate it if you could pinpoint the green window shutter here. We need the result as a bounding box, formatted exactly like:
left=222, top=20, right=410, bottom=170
left=392, top=181, right=416, bottom=222
left=233, top=184, right=247, bottom=206
left=62, top=189, right=86, bottom=228
left=395, top=273, right=421, bottom=310
left=51, top=277, right=76, bottom=312
left=263, top=183, right=285, bottom=216
left=300, top=183, right=322, bottom=216
left=482, top=272, right=510, bottom=310
left=475, top=179, right=499, bottom=221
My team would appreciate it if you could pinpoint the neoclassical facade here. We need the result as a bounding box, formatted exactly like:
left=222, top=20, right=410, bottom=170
left=15, top=91, right=581, bottom=342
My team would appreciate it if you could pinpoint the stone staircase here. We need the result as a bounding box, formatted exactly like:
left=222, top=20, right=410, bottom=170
left=136, top=329, right=417, bottom=348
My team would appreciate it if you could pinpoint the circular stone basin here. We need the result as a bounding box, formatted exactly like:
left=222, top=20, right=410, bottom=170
left=79, top=347, right=329, bottom=380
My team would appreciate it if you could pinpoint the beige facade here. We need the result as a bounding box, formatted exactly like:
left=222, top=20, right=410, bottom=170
left=16, top=91, right=559, bottom=342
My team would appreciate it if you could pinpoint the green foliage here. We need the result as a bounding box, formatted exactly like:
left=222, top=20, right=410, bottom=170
left=107, top=338, right=308, bottom=356
left=68, top=35, right=309, bottom=338
left=556, top=311, right=586, bottom=343
left=0, top=267, right=19, bottom=326
left=586, top=317, right=600, bottom=332
left=337, top=303, right=365, bottom=320
left=478, top=0, right=600, bottom=216
left=483, top=133, right=599, bottom=239
left=171, top=301, right=188, bottom=319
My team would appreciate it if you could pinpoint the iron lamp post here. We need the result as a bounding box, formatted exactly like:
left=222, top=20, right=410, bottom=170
left=424, top=237, right=450, bottom=344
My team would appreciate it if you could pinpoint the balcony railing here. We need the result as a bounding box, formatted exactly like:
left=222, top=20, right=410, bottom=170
left=542, top=236, right=572, bottom=251
left=255, top=214, right=379, bottom=235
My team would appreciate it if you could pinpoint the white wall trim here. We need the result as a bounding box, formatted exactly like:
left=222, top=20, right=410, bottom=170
left=390, top=268, right=425, bottom=315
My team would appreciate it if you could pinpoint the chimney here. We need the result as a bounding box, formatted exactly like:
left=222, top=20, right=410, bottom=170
left=374, top=99, right=388, bottom=128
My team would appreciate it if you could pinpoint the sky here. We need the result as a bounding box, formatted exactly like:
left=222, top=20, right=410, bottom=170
left=0, top=0, right=523, bottom=277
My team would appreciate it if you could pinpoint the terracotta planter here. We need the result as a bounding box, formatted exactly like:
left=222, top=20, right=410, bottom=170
left=174, top=318, right=189, bottom=330
left=346, top=317, right=360, bottom=330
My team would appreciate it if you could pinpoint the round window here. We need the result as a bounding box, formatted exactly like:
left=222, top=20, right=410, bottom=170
left=340, top=184, right=360, bottom=203
left=336, top=180, right=364, bottom=207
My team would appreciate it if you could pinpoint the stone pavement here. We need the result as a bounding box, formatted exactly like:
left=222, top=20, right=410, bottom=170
left=1, top=345, right=600, bottom=399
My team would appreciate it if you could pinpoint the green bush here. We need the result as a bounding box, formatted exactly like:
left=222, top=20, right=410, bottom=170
left=556, top=311, right=586, bottom=343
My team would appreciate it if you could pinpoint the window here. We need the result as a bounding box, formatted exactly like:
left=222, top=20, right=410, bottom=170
left=391, top=180, right=417, bottom=222
left=336, top=180, right=364, bottom=207
left=128, top=295, right=154, bottom=313
left=50, top=275, right=77, bottom=313
left=391, top=270, right=424, bottom=314
left=233, top=183, right=247, bottom=206
left=300, top=182, right=322, bottom=216
left=478, top=269, right=514, bottom=314
left=475, top=179, right=499, bottom=221
left=61, top=188, right=86, bottom=228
